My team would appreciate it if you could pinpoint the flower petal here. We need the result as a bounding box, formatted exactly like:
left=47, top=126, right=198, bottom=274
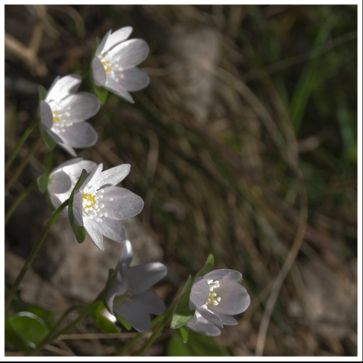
left=187, top=315, right=221, bottom=336
left=84, top=217, right=104, bottom=250
left=72, top=191, right=84, bottom=226
left=58, top=141, right=77, bottom=157
left=219, top=314, right=238, bottom=326
left=101, top=186, right=144, bottom=220
left=46, top=74, right=81, bottom=101
left=92, top=164, right=131, bottom=189
left=104, top=78, right=135, bottom=103
left=81, top=163, right=103, bottom=192
left=58, top=92, right=100, bottom=123
left=204, top=269, right=242, bottom=282
left=108, top=39, right=149, bottom=70
left=40, top=100, right=53, bottom=128
left=48, top=171, right=72, bottom=195
left=97, top=217, right=127, bottom=242
left=92, top=57, right=107, bottom=87
left=198, top=306, right=223, bottom=328
left=103, top=26, right=133, bottom=54
left=190, top=278, right=209, bottom=308
left=136, top=290, right=165, bottom=315
left=105, top=273, right=128, bottom=313
left=59, top=122, right=98, bottom=148
left=212, top=281, right=250, bottom=315
left=112, top=67, right=150, bottom=92
left=113, top=298, right=151, bottom=332
left=126, top=262, right=167, bottom=295
left=95, top=30, right=112, bottom=56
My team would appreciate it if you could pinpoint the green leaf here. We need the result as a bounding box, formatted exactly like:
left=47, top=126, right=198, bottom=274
left=6, top=312, right=49, bottom=351
left=167, top=330, right=228, bottom=356
left=179, top=327, right=189, bottom=344
left=93, top=301, right=120, bottom=333
left=37, top=173, right=49, bottom=194
left=67, top=169, right=88, bottom=243
left=38, top=85, right=47, bottom=102
left=195, top=253, right=215, bottom=278
left=39, top=124, right=56, bottom=150
left=93, top=85, right=108, bottom=105
left=170, top=275, right=194, bottom=329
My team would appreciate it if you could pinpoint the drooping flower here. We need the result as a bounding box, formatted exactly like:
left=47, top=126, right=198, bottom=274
left=92, top=27, right=150, bottom=103
left=105, top=240, right=167, bottom=332
left=72, top=163, right=144, bottom=250
left=187, top=269, right=250, bottom=336
left=47, top=158, right=97, bottom=208
left=40, top=74, right=100, bottom=156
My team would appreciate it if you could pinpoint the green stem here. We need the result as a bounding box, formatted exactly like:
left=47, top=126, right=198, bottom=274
left=5, top=182, right=36, bottom=225
left=5, top=139, right=42, bottom=193
left=5, top=200, right=68, bottom=314
left=5, top=123, right=37, bottom=173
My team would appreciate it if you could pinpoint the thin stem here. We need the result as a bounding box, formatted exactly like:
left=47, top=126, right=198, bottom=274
left=5, top=123, right=37, bottom=173
left=5, top=200, right=68, bottom=314
left=5, top=182, right=36, bottom=224
left=5, top=138, right=42, bottom=193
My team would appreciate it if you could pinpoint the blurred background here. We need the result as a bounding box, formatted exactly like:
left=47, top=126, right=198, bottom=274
left=5, top=4, right=357, bottom=356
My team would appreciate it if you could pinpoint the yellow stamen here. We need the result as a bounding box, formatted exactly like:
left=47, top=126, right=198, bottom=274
left=101, top=58, right=112, bottom=73
left=53, top=111, right=60, bottom=123
left=82, top=192, right=96, bottom=210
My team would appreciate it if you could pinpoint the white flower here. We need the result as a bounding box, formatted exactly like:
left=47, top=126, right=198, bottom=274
left=47, top=158, right=97, bottom=208
left=187, top=269, right=250, bottom=336
left=72, top=163, right=144, bottom=250
left=92, top=27, right=150, bottom=103
left=105, top=240, right=167, bottom=332
left=40, top=74, right=100, bottom=156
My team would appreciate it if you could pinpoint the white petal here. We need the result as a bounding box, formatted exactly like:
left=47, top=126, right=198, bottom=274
left=92, top=57, right=106, bottom=87
left=104, top=78, right=135, bottom=103
left=136, top=291, right=165, bottom=315
left=118, top=239, right=133, bottom=267
left=58, top=93, right=100, bottom=123
left=84, top=217, right=104, bottom=250
left=186, top=315, right=221, bottom=336
left=219, top=314, right=238, bottom=326
left=95, top=30, right=112, bottom=56
left=204, top=269, right=242, bottom=282
left=103, top=27, right=133, bottom=55
left=212, top=282, right=251, bottom=316
left=190, top=278, right=209, bottom=308
left=126, top=262, right=167, bottom=295
left=97, top=218, right=127, bottom=242
left=108, top=39, right=149, bottom=70
left=48, top=171, right=72, bottom=195
left=81, top=163, right=103, bottom=192
left=40, top=100, right=53, bottom=128
left=198, top=306, right=223, bottom=328
left=111, top=67, right=150, bottom=92
left=113, top=298, right=151, bottom=332
left=91, top=164, right=131, bottom=189
left=101, top=186, right=144, bottom=220
left=59, top=122, right=98, bottom=148
left=46, top=74, right=81, bottom=101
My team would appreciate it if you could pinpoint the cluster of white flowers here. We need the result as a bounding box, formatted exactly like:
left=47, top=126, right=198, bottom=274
left=41, top=25, right=250, bottom=337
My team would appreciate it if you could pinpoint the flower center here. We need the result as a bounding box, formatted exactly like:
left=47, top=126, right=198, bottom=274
left=52, top=110, right=61, bottom=123
left=82, top=192, right=97, bottom=211
left=101, top=58, right=112, bottom=73
left=207, top=279, right=221, bottom=306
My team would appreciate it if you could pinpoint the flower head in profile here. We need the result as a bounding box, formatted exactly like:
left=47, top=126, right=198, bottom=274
left=92, top=27, right=150, bottom=103
left=72, top=163, right=144, bottom=250
left=47, top=158, right=97, bottom=208
left=105, top=240, right=167, bottom=332
left=40, top=74, right=100, bottom=156
left=187, top=269, right=250, bottom=336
